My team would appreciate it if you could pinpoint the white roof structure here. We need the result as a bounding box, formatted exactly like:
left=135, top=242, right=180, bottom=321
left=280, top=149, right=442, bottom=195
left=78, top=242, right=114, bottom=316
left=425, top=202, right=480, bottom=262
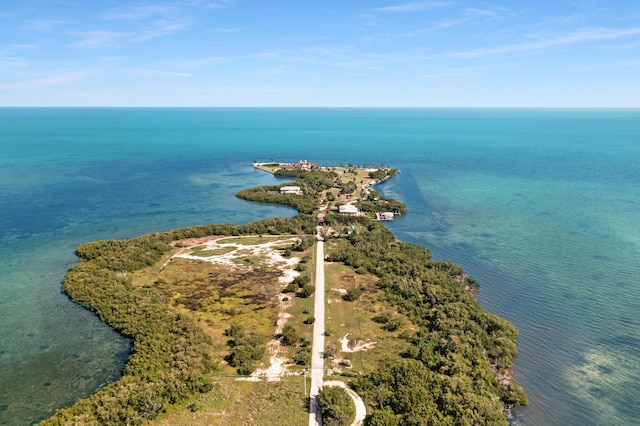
left=280, top=186, right=301, bottom=194
left=339, top=204, right=359, bottom=214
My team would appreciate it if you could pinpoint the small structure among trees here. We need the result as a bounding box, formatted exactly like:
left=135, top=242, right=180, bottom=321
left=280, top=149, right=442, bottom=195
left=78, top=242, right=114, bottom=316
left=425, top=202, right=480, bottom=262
left=280, top=185, right=302, bottom=195
left=375, top=212, right=395, bottom=221
left=280, top=160, right=319, bottom=171
left=338, top=204, right=359, bottom=216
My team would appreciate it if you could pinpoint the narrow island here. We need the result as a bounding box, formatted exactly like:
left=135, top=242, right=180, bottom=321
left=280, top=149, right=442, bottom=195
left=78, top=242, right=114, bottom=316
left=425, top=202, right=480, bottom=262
left=41, top=161, right=527, bottom=426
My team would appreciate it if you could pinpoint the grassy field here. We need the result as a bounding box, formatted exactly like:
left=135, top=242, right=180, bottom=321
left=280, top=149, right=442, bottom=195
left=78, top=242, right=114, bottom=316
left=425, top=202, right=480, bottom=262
left=130, top=236, right=309, bottom=373
left=127, top=231, right=410, bottom=424
left=188, top=245, right=236, bottom=257
left=323, top=240, right=414, bottom=377
left=217, top=235, right=297, bottom=246
left=154, top=377, right=309, bottom=426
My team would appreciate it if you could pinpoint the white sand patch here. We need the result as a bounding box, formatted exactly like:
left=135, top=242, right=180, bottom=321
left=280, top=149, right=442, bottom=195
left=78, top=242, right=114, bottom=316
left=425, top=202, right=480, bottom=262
left=331, top=287, right=347, bottom=295
left=173, top=235, right=304, bottom=383
left=235, top=376, right=261, bottom=382
left=251, top=354, right=287, bottom=382
left=172, top=236, right=301, bottom=274
left=340, top=333, right=377, bottom=353
left=280, top=267, right=300, bottom=284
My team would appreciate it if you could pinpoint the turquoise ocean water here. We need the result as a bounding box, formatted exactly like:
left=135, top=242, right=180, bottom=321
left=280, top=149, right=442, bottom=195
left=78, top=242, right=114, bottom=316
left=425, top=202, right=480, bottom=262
left=0, top=108, right=638, bottom=425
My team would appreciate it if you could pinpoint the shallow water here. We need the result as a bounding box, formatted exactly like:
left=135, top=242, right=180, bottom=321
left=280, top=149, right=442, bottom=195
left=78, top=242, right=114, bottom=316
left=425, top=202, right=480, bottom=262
left=1, top=108, right=638, bottom=424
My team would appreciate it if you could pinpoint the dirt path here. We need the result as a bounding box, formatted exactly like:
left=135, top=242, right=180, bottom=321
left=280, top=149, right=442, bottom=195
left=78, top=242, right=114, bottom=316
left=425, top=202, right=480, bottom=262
left=323, top=380, right=367, bottom=426
left=170, top=235, right=300, bottom=382
left=309, top=229, right=326, bottom=426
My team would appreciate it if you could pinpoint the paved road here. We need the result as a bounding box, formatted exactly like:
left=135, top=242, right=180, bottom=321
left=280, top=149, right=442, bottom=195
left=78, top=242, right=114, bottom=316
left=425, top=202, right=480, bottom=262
left=309, top=231, right=326, bottom=426
left=308, top=227, right=367, bottom=426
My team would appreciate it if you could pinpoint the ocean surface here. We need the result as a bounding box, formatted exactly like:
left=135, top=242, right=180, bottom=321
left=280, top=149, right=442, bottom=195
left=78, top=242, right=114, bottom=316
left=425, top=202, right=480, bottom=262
left=0, top=108, right=638, bottom=425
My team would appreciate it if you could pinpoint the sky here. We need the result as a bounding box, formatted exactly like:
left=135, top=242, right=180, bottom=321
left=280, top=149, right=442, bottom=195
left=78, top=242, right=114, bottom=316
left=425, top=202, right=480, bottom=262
left=1, top=0, right=639, bottom=107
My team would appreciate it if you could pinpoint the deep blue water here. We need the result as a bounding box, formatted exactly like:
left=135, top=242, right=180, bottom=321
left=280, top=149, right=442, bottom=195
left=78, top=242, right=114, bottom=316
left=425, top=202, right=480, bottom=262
left=1, top=108, right=639, bottom=425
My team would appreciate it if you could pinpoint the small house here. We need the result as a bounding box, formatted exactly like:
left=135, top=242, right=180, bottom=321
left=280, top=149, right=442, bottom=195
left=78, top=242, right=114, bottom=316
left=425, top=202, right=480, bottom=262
left=280, top=186, right=302, bottom=195
left=339, top=204, right=359, bottom=216
left=376, top=212, right=395, bottom=221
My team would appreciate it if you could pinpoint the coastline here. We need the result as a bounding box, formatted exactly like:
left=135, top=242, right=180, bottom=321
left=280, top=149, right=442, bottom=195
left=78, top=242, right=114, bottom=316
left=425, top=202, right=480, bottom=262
left=4, top=108, right=638, bottom=426
left=40, top=160, right=525, bottom=425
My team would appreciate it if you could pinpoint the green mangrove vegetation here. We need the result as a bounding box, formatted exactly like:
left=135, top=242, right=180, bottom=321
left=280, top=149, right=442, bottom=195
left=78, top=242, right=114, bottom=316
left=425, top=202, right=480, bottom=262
left=40, top=216, right=316, bottom=425
left=325, top=218, right=528, bottom=424
left=41, top=163, right=526, bottom=425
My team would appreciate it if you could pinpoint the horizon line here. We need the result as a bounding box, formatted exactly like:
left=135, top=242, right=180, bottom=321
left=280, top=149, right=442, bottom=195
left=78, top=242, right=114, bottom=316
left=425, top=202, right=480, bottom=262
left=2, top=106, right=640, bottom=109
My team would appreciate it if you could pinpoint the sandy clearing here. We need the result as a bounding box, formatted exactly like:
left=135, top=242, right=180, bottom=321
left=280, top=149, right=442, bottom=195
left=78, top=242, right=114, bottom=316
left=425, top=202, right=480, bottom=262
left=340, top=333, right=377, bottom=353
left=171, top=236, right=302, bottom=382
left=173, top=237, right=301, bottom=273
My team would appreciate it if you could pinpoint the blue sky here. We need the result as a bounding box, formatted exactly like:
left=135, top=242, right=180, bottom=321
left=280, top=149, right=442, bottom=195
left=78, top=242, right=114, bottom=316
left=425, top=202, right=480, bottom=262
left=1, top=0, right=639, bottom=107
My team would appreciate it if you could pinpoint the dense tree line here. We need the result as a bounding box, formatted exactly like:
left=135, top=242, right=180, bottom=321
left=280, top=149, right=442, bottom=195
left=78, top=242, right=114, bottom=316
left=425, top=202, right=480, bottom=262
left=236, top=169, right=339, bottom=214
left=42, top=240, right=215, bottom=424
left=358, top=189, right=407, bottom=215
left=236, top=184, right=320, bottom=214
left=326, top=219, right=527, bottom=425
left=41, top=215, right=316, bottom=425
left=368, top=168, right=398, bottom=181
left=243, top=167, right=406, bottom=218
left=274, top=169, right=338, bottom=192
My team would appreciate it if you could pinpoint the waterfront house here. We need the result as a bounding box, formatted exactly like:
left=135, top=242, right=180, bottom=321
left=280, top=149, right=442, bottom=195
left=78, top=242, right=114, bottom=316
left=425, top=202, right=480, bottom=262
left=376, top=212, right=395, bottom=221
left=281, top=160, right=319, bottom=171
left=339, top=204, right=359, bottom=216
left=280, top=186, right=302, bottom=195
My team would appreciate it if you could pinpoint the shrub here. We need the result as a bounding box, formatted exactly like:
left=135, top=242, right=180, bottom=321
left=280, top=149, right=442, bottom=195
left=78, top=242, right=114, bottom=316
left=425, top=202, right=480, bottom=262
left=293, top=348, right=311, bottom=365
left=342, top=287, right=362, bottom=302
left=281, top=324, right=300, bottom=346
left=381, top=318, right=404, bottom=332
left=300, top=284, right=315, bottom=298
left=293, top=275, right=311, bottom=287
left=282, top=282, right=298, bottom=293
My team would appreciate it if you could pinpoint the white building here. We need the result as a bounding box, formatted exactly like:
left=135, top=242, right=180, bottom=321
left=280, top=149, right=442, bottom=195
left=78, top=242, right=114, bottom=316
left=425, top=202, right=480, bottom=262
left=376, top=212, right=395, bottom=221
left=280, top=186, right=302, bottom=195
left=339, top=204, right=359, bottom=216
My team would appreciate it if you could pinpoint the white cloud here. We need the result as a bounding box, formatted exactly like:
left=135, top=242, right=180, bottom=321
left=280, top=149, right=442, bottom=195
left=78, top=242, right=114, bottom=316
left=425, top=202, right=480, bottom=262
left=135, top=19, right=191, bottom=41
left=455, top=27, right=640, bottom=58
left=104, top=5, right=177, bottom=21
left=251, top=45, right=431, bottom=71
left=0, top=44, right=35, bottom=70
left=24, top=18, right=69, bottom=31
left=68, top=19, right=189, bottom=48
left=464, top=8, right=504, bottom=18
left=213, top=27, right=244, bottom=33
left=174, top=57, right=227, bottom=69
left=0, top=71, right=94, bottom=90
left=0, top=43, right=37, bottom=56
left=185, top=0, right=234, bottom=9
left=375, top=2, right=450, bottom=13
left=0, top=58, right=28, bottom=69
left=134, top=68, right=193, bottom=77
left=69, top=31, right=131, bottom=48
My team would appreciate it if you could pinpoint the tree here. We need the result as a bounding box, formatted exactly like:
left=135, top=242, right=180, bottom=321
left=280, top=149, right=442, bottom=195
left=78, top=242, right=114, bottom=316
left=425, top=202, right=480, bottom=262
left=318, top=386, right=354, bottom=426
left=281, top=324, right=300, bottom=346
